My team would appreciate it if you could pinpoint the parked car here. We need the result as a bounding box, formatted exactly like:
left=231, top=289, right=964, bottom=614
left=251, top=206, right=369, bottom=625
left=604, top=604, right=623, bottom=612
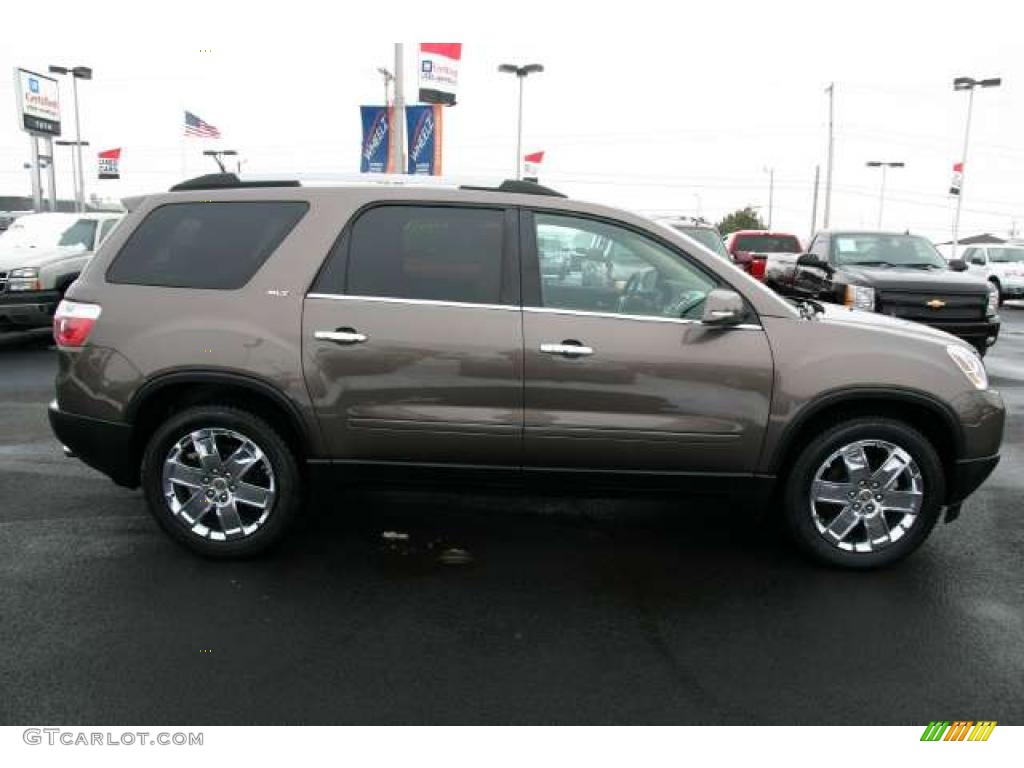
left=0, top=212, right=123, bottom=330
left=959, top=244, right=1024, bottom=305
left=49, top=174, right=1004, bottom=568
left=723, top=230, right=803, bottom=286
left=0, top=210, right=30, bottom=232
left=655, top=216, right=732, bottom=261
left=789, top=230, right=1000, bottom=356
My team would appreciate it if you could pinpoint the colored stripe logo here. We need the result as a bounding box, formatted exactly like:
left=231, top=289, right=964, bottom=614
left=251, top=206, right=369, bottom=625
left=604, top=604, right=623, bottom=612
left=920, top=721, right=996, bottom=741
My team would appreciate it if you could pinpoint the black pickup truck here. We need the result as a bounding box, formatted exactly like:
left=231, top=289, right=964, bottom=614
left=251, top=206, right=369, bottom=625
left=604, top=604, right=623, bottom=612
left=787, top=230, right=1000, bottom=355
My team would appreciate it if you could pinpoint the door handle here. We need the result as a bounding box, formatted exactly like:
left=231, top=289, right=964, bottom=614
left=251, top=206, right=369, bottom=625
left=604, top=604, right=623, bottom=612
left=540, top=342, right=594, bottom=357
left=315, top=329, right=368, bottom=344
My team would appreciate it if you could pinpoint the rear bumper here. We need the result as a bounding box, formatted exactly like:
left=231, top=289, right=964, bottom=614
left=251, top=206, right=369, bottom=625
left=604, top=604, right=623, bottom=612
left=48, top=400, right=139, bottom=488
left=947, top=453, right=1000, bottom=505
left=0, top=289, right=62, bottom=326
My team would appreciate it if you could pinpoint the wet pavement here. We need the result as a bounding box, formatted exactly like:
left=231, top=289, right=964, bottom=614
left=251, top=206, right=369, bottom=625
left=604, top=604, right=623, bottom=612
left=1, top=308, right=1022, bottom=725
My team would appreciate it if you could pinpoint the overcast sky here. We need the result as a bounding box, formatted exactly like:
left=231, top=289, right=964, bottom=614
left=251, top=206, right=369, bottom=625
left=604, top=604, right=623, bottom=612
left=3, top=0, right=1022, bottom=243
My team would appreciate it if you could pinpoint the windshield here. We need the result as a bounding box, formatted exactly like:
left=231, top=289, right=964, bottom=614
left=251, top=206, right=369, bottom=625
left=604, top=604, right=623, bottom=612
left=734, top=234, right=801, bottom=253
left=988, top=247, right=1024, bottom=263
left=0, top=216, right=97, bottom=251
left=672, top=225, right=729, bottom=258
left=832, top=233, right=946, bottom=268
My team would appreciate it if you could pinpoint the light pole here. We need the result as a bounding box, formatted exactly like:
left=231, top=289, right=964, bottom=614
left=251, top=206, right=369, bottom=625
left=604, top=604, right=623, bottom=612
left=56, top=141, right=90, bottom=209
left=49, top=65, right=92, bottom=212
left=823, top=83, right=835, bottom=228
left=951, top=76, right=1001, bottom=259
left=764, top=167, right=775, bottom=229
left=203, top=149, right=238, bottom=173
left=498, top=63, right=544, bottom=180
left=865, top=161, right=904, bottom=228
left=377, top=66, right=394, bottom=107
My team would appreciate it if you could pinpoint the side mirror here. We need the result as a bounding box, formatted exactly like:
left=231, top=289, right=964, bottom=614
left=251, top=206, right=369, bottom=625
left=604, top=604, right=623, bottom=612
left=701, top=289, right=746, bottom=326
left=948, top=259, right=968, bottom=272
left=796, top=253, right=833, bottom=273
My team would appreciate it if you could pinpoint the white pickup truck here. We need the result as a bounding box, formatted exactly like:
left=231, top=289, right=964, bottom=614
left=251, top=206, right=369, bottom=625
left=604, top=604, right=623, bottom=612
left=959, top=243, right=1024, bottom=305
left=0, top=212, right=122, bottom=330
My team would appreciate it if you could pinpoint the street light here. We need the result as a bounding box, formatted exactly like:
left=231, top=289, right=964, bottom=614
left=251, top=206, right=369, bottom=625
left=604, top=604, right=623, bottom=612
left=56, top=140, right=90, bottom=210
left=950, top=75, right=1002, bottom=259
left=865, top=161, right=905, bottom=228
left=203, top=149, right=238, bottom=173
left=377, top=66, right=394, bottom=107
left=49, top=65, right=92, bottom=212
left=497, top=63, right=544, bottom=180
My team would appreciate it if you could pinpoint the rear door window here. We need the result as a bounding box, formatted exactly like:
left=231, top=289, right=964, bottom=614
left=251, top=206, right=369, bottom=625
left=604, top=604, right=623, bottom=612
left=106, top=201, right=308, bottom=289
left=338, top=205, right=505, bottom=305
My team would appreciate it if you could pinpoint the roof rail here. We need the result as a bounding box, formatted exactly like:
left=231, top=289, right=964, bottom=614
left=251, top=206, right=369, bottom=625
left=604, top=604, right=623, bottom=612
left=169, top=173, right=300, bottom=192
left=460, top=179, right=567, bottom=198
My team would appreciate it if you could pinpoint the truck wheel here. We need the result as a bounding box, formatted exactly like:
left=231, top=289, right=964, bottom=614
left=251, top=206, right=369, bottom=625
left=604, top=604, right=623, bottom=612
left=782, top=418, right=945, bottom=569
left=140, top=405, right=302, bottom=558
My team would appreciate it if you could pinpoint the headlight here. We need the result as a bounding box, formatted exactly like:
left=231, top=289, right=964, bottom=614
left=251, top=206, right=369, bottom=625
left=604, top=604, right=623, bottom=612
left=986, top=282, right=999, bottom=316
left=947, top=344, right=988, bottom=390
left=844, top=284, right=875, bottom=311
left=6, top=267, right=41, bottom=292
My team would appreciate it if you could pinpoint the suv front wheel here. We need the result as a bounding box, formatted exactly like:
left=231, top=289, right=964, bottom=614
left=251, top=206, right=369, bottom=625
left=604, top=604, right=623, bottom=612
left=782, top=418, right=945, bottom=569
left=141, top=405, right=301, bottom=558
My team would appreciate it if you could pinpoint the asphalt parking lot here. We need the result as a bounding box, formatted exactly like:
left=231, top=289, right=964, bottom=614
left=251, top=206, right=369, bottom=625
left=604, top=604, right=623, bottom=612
left=1, top=308, right=1022, bottom=726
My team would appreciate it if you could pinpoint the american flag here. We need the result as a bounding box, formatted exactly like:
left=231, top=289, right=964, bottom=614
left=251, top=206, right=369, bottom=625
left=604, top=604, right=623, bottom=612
left=184, top=110, right=221, bottom=138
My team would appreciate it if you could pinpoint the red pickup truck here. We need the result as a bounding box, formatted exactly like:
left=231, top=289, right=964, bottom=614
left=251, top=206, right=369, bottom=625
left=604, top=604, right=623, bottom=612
left=723, top=230, right=803, bottom=288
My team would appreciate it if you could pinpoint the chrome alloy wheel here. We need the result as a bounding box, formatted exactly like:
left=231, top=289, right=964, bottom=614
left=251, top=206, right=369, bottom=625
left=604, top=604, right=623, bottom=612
left=809, top=439, right=924, bottom=553
left=162, top=428, right=276, bottom=541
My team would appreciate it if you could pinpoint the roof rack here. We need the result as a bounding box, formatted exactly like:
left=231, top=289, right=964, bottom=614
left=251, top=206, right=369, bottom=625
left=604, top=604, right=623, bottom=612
left=169, top=173, right=300, bottom=191
left=459, top=179, right=566, bottom=198
left=168, top=173, right=565, bottom=197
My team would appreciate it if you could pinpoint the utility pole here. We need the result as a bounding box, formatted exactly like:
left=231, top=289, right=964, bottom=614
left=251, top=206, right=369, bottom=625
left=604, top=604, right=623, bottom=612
left=951, top=76, right=1000, bottom=259
left=810, top=165, right=820, bottom=243
left=823, top=83, right=835, bottom=228
left=391, top=44, right=406, bottom=174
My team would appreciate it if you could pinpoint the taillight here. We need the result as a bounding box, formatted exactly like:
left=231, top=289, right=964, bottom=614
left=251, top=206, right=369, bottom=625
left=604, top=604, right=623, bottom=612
left=53, top=300, right=102, bottom=347
left=749, top=256, right=767, bottom=280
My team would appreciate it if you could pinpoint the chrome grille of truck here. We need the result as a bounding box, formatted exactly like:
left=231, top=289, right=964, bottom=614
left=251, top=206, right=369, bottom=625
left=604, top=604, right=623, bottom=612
left=0, top=271, right=7, bottom=294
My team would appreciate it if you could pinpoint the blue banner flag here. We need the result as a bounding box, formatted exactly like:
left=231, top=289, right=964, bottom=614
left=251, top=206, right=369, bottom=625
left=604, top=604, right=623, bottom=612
left=360, top=106, right=393, bottom=173
left=405, top=104, right=443, bottom=175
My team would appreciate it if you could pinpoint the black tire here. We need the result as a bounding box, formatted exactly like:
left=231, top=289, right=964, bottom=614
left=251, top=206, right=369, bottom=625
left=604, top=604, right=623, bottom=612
left=141, top=405, right=302, bottom=558
left=782, top=418, right=945, bottom=569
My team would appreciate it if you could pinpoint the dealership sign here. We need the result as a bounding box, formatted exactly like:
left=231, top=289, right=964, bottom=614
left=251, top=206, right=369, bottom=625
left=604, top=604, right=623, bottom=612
left=13, top=68, right=61, bottom=136
left=418, top=43, right=461, bottom=106
left=98, top=148, right=121, bottom=179
left=949, top=162, right=963, bottom=196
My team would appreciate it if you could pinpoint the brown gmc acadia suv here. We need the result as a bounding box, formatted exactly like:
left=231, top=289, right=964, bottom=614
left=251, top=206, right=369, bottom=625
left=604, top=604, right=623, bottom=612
left=48, top=174, right=1005, bottom=568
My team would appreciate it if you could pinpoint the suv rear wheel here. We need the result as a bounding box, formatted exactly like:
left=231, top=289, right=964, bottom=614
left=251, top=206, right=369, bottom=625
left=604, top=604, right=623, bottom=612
left=141, top=405, right=301, bottom=558
left=782, top=418, right=945, bottom=569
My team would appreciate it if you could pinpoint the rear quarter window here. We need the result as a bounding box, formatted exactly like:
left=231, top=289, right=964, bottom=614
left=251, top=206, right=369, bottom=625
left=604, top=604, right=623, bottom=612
left=106, top=201, right=308, bottom=289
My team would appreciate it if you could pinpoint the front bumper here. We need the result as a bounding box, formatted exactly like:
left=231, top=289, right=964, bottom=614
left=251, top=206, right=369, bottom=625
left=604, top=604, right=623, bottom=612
left=947, top=454, right=1000, bottom=505
left=922, top=318, right=1000, bottom=349
left=0, top=289, right=62, bottom=327
left=48, top=400, right=139, bottom=488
